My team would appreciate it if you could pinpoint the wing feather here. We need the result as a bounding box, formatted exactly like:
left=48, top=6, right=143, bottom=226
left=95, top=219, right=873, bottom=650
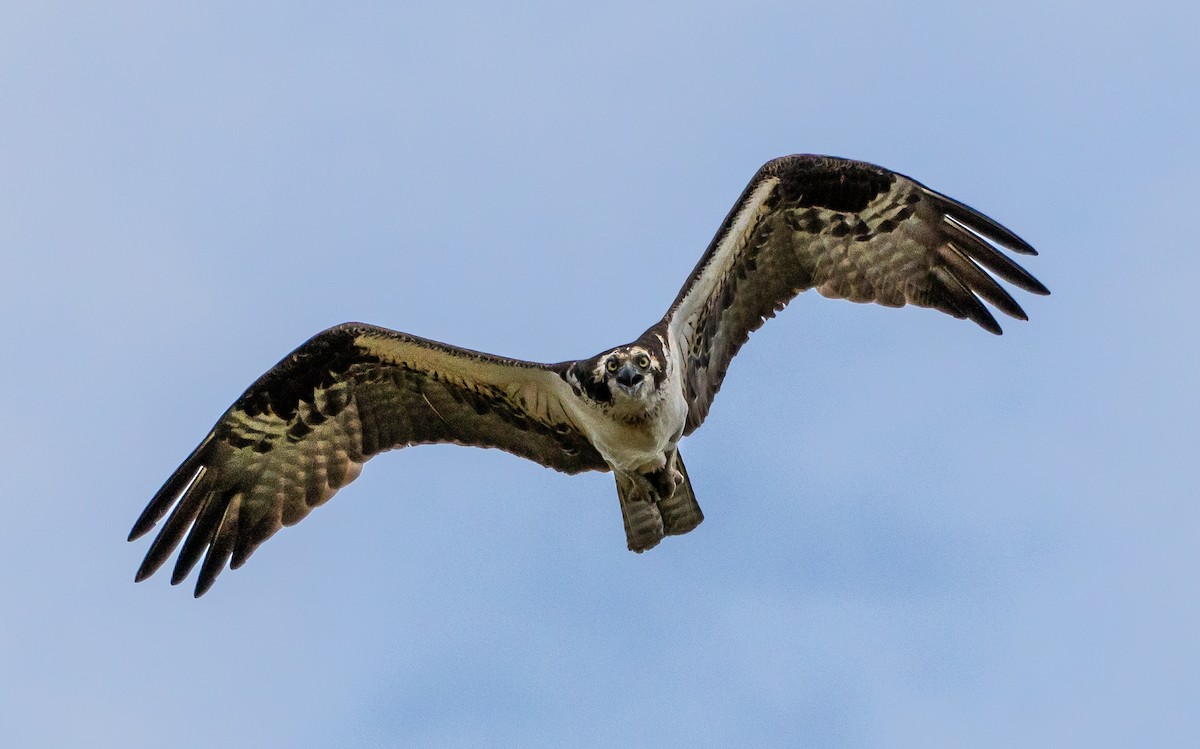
left=665, top=154, right=1049, bottom=432
left=130, top=322, right=604, bottom=595
left=939, top=215, right=1048, bottom=293
left=937, top=243, right=1026, bottom=321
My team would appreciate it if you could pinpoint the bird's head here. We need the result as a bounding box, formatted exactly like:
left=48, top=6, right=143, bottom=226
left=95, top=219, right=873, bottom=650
left=602, top=346, right=661, bottom=399
left=570, top=344, right=665, bottom=405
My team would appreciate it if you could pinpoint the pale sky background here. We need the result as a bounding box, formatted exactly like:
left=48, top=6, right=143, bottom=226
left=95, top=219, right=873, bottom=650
left=2, top=2, right=1197, bottom=747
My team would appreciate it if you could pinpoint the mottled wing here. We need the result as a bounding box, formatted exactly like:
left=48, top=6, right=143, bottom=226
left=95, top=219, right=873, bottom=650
left=129, top=322, right=603, bottom=596
left=665, top=154, right=1049, bottom=433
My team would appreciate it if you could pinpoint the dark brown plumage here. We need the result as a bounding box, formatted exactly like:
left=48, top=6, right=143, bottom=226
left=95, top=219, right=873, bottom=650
left=130, top=154, right=1047, bottom=596
left=665, top=155, right=1048, bottom=432
left=130, top=326, right=606, bottom=596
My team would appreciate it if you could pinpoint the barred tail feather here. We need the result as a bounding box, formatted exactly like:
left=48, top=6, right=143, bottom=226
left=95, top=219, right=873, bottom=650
left=658, top=452, right=703, bottom=536
left=615, top=472, right=664, bottom=553
left=614, top=451, right=704, bottom=552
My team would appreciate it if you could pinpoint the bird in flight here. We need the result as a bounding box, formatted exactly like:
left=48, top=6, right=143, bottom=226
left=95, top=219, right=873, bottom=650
left=130, top=154, right=1048, bottom=596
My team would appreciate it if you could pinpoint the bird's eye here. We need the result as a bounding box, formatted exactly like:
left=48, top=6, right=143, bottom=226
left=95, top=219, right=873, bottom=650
left=635, top=354, right=650, bottom=369
left=606, top=359, right=619, bottom=372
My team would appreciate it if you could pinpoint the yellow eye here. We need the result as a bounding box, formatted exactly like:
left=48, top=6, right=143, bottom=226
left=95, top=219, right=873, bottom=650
left=606, top=359, right=619, bottom=372
left=635, top=354, right=650, bottom=369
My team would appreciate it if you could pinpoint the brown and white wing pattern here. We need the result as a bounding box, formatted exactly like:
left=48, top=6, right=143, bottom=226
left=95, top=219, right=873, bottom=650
left=129, top=322, right=604, bottom=596
left=665, top=154, right=1049, bottom=433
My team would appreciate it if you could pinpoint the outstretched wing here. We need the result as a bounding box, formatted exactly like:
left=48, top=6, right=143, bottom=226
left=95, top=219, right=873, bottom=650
left=665, top=154, right=1049, bottom=433
left=129, top=322, right=603, bottom=596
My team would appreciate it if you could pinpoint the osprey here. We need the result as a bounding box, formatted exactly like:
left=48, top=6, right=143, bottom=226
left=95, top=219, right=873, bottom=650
left=130, top=154, right=1048, bottom=596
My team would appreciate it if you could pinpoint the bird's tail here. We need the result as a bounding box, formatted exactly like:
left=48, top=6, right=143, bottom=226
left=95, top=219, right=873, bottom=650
left=615, top=451, right=704, bottom=553
left=658, top=452, right=703, bottom=537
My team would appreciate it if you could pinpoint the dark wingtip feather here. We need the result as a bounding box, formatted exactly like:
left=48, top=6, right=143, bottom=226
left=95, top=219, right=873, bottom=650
left=129, top=434, right=215, bottom=541
left=938, top=214, right=1050, bottom=297
left=958, top=290, right=1003, bottom=334
left=134, top=547, right=167, bottom=583
left=971, top=305, right=1003, bottom=335
left=169, top=488, right=232, bottom=586
left=169, top=562, right=193, bottom=587
left=193, top=567, right=220, bottom=598
left=133, top=562, right=157, bottom=584
left=132, top=471, right=214, bottom=583
left=935, top=267, right=1003, bottom=334
left=931, top=192, right=1038, bottom=256
left=938, top=244, right=1032, bottom=323
left=230, top=534, right=261, bottom=570
left=1025, top=277, right=1051, bottom=296
left=194, top=520, right=237, bottom=598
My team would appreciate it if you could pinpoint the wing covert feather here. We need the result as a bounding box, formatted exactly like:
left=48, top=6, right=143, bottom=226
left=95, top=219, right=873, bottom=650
left=130, top=322, right=603, bottom=596
left=666, top=154, right=1048, bottom=433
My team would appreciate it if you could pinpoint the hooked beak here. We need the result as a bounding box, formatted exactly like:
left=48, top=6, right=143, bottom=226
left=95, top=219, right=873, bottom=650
left=615, top=363, right=644, bottom=396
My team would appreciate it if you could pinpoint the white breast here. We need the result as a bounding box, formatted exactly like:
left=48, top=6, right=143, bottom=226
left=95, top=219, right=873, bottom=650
left=587, top=387, right=687, bottom=472
left=566, top=348, right=689, bottom=474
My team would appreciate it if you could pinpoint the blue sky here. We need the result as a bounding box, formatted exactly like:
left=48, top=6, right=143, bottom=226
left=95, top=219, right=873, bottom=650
left=2, top=2, right=1197, bottom=746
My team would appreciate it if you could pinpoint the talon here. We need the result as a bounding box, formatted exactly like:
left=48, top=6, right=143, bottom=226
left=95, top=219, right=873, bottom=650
left=645, top=467, right=679, bottom=498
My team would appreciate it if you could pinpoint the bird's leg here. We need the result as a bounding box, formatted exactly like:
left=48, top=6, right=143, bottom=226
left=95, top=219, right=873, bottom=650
left=645, top=453, right=681, bottom=498
left=614, top=470, right=664, bottom=553
left=649, top=450, right=704, bottom=537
